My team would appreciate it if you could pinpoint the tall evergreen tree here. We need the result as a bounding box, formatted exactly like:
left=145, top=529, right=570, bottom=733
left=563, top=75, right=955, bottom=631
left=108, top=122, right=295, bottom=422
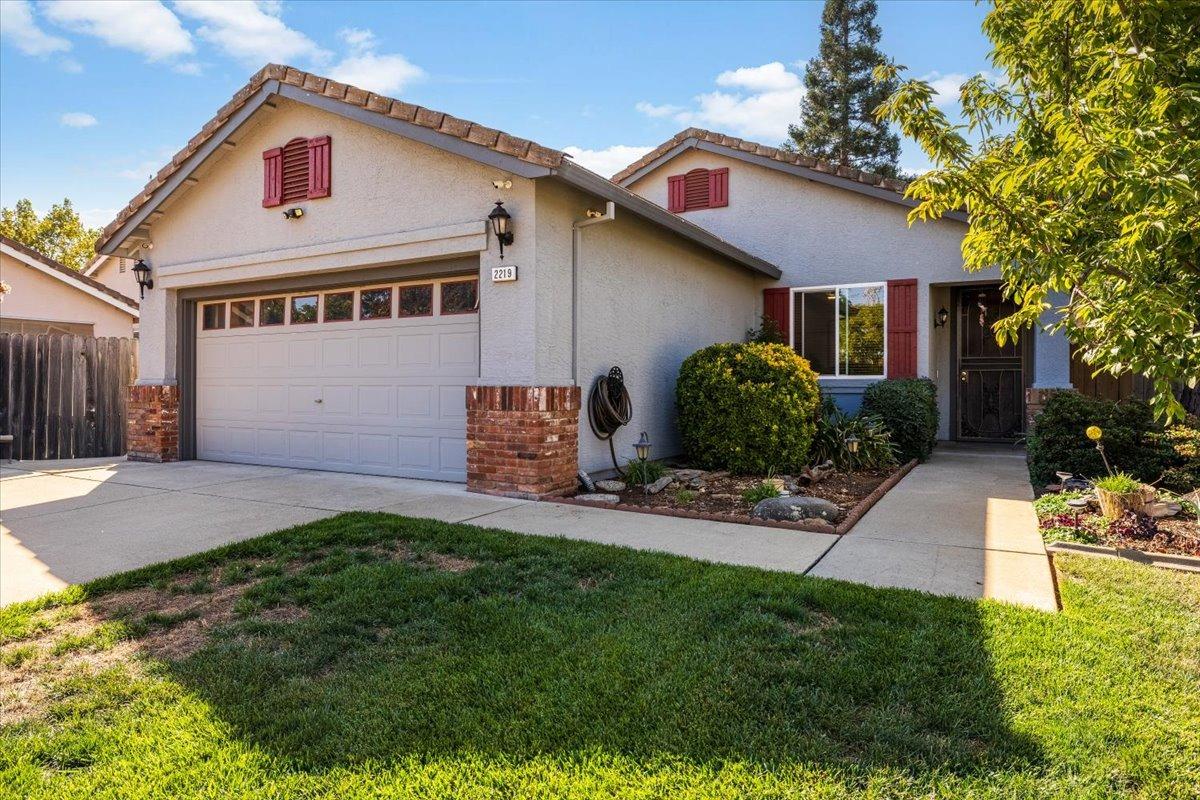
left=787, top=0, right=901, bottom=177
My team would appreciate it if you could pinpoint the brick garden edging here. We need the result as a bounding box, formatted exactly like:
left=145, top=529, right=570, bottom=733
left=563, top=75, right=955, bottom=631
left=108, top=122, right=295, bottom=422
left=553, top=458, right=919, bottom=536
left=1046, top=540, right=1200, bottom=573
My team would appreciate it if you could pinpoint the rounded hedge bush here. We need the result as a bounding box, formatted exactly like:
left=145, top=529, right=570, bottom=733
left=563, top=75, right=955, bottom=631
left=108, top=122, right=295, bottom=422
left=860, top=378, right=939, bottom=463
left=675, top=342, right=819, bottom=474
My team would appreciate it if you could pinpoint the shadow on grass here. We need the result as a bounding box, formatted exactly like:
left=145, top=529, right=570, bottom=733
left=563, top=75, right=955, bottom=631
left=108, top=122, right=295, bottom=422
left=134, top=512, right=1042, bottom=778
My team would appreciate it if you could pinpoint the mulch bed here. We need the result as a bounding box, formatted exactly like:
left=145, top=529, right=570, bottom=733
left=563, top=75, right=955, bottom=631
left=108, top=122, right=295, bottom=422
left=1039, top=503, right=1200, bottom=558
left=560, top=460, right=918, bottom=535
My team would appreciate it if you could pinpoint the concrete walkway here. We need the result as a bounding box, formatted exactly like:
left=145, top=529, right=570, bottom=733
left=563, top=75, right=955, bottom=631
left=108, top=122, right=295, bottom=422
left=810, top=444, right=1058, bottom=611
left=1, top=448, right=1055, bottom=611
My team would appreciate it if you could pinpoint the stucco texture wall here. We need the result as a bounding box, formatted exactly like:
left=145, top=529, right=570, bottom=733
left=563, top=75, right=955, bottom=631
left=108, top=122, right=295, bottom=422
left=628, top=148, right=999, bottom=439
left=558, top=185, right=761, bottom=474
left=89, top=256, right=142, bottom=301
left=0, top=252, right=136, bottom=338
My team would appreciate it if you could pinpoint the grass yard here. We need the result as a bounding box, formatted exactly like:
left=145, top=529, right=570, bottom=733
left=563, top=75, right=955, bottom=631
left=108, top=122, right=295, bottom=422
left=2, top=512, right=1198, bottom=799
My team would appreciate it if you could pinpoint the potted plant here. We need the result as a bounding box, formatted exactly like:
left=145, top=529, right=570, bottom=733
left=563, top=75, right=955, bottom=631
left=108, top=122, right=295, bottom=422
left=1094, top=472, right=1146, bottom=518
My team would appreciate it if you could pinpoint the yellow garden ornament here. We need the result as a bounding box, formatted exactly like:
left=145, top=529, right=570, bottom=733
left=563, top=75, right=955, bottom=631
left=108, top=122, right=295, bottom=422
left=1086, top=425, right=1103, bottom=441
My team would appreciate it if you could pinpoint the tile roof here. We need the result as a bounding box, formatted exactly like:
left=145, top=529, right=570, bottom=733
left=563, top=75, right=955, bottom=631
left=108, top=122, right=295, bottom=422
left=96, top=63, right=569, bottom=254
left=1, top=235, right=139, bottom=311
left=611, top=127, right=911, bottom=194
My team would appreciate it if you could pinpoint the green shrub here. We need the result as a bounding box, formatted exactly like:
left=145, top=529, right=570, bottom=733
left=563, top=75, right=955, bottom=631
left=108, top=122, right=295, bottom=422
left=1160, top=416, right=1200, bottom=493
left=742, top=481, right=782, bottom=506
left=1094, top=472, right=1141, bottom=494
left=676, top=342, right=820, bottom=474
left=623, top=458, right=665, bottom=486
left=860, top=378, right=939, bottom=463
left=672, top=488, right=697, bottom=505
left=809, top=397, right=898, bottom=470
left=1025, top=392, right=1172, bottom=486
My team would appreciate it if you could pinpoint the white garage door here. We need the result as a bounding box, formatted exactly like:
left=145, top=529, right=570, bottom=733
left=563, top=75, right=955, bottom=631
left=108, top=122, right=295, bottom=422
left=195, top=276, right=479, bottom=481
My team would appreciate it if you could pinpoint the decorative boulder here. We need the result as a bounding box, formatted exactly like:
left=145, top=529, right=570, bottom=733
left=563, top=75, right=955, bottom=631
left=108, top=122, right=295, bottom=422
left=576, top=493, right=620, bottom=504
left=752, top=495, right=841, bottom=523
left=646, top=476, right=674, bottom=494
left=595, top=480, right=626, bottom=492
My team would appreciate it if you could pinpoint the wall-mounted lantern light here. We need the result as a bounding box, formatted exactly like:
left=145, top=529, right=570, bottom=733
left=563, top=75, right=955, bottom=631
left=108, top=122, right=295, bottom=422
left=488, top=200, right=514, bottom=259
left=282, top=207, right=304, bottom=220
left=132, top=259, right=153, bottom=299
left=933, top=306, right=949, bottom=328
left=633, top=431, right=652, bottom=462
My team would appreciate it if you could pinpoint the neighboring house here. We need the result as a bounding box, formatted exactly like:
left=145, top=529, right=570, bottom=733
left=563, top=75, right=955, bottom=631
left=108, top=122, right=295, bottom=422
left=95, top=64, right=1082, bottom=499
left=0, top=235, right=139, bottom=338
left=613, top=128, right=1078, bottom=441
left=84, top=253, right=143, bottom=301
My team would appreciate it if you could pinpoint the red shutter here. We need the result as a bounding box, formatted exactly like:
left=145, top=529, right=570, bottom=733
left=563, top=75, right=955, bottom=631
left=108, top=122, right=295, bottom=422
left=667, top=175, right=686, bottom=212
left=886, top=279, right=918, bottom=378
left=763, top=287, right=791, bottom=344
left=708, top=167, right=729, bottom=207
left=307, top=135, right=331, bottom=199
left=262, top=147, right=283, bottom=207
left=683, top=169, right=710, bottom=210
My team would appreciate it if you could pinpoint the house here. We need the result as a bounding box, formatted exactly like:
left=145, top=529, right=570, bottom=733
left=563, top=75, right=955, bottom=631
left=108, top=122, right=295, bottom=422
left=97, top=64, right=1075, bottom=499
left=84, top=253, right=143, bottom=302
left=613, top=128, right=1076, bottom=441
left=0, top=235, right=139, bottom=338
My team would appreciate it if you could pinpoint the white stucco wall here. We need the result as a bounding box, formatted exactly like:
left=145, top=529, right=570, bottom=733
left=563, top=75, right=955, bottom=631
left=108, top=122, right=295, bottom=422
left=0, top=252, right=137, bottom=338
left=537, top=181, right=760, bottom=474
left=135, top=97, right=546, bottom=384
left=628, top=148, right=999, bottom=439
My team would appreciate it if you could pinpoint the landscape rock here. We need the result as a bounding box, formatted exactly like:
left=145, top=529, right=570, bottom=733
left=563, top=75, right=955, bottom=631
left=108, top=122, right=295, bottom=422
left=595, top=480, right=626, bottom=492
left=577, top=470, right=596, bottom=492
left=751, top=495, right=842, bottom=523
left=688, top=477, right=707, bottom=489
left=1143, top=501, right=1182, bottom=519
left=575, top=493, right=620, bottom=504
left=646, top=476, right=675, bottom=495
left=671, top=469, right=705, bottom=482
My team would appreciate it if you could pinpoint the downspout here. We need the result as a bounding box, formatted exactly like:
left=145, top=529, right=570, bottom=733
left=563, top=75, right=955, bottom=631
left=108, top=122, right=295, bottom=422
left=571, top=201, right=616, bottom=382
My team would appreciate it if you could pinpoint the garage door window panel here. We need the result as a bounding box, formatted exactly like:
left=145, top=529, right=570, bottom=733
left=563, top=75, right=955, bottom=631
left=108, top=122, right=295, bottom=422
left=360, top=288, right=392, bottom=320
left=260, top=297, right=285, bottom=326
left=399, top=284, right=433, bottom=318
left=441, top=279, right=478, bottom=315
left=324, top=291, right=353, bottom=322
left=291, top=295, right=318, bottom=324
left=202, top=303, right=226, bottom=330
left=230, top=301, right=255, bottom=328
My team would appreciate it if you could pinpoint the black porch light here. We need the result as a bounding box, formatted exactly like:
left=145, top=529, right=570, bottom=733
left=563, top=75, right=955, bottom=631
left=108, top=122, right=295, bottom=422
left=488, top=200, right=514, bottom=259
left=633, top=431, right=652, bottom=462
left=934, top=306, right=949, bottom=328
left=132, top=259, right=153, bottom=299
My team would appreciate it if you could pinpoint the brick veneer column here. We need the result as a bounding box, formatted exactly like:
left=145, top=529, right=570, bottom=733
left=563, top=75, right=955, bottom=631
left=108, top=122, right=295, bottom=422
left=466, top=385, right=580, bottom=499
left=127, top=384, right=180, bottom=462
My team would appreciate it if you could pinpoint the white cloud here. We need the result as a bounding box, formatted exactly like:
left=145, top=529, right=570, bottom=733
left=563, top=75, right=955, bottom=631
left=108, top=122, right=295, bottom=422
left=327, top=27, right=423, bottom=95
left=563, top=145, right=655, bottom=178
left=60, top=111, right=97, bottom=127
left=0, top=0, right=71, bottom=55
left=715, top=61, right=801, bottom=93
left=636, top=61, right=805, bottom=142
left=43, top=0, right=193, bottom=61
left=173, top=60, right=204, bottom=75
left=60, top=57, right=84, bottom=73
left=920, top=70, right=1002, bottom=109
left=174, top=0, right=329, bottom=65
left=80, top=207, right=119, bottom=228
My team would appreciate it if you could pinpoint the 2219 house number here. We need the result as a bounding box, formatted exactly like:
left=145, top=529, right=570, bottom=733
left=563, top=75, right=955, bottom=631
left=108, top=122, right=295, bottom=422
left=491, top=265, right=518, bottom=283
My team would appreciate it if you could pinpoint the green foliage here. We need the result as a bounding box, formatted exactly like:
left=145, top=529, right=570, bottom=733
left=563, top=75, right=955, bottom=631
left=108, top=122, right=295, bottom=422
left=672, top=488, right=697, bottom=505
left=745, top=314, right=786, bottom=344
left=1032, top=490, right=1089, bottom=518
left=875, top=1, right=1200, bottom=421
left=1025, top=392, right=1172, bottom=486
left=1094, top=472, right=1141, bottom=494
left=1160, top=417, right=1200, bottom=493
left=676, top=342, right=820, bottom=474
left=741, top=481, right=782, bottom=506
left=860, top=378, right=938, bottom=463
left=787, top=0, right=901, bottom=177
left=623, top=458, right=665, bottom=486
left=809, top=396, right=898, bottom=470
left=0, top=198, right=100, bottom=272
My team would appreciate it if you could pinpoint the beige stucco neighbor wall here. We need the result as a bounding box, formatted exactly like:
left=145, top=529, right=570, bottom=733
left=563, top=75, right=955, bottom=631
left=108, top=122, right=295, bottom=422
left=137, top=97, right=545, bottom=385
left=0, top=251, right=136, bottom=338
left=89, top=256, right=142, bottom=301
left=532, top=179, right=760, bottom=474
left=628, top=148, right=997, bottom=440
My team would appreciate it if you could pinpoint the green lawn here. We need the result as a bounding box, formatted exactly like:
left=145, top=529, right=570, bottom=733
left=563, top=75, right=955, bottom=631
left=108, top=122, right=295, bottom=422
left=2, top=513, right=1198, bottom=799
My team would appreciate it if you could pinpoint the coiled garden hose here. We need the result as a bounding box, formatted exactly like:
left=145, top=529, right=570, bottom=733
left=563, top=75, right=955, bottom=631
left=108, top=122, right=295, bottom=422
left=587, top=366, right=632, bottom=476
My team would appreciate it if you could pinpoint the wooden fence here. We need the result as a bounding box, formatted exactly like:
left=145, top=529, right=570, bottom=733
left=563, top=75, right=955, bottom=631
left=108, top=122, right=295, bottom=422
left=0, top=333, right=137, bottom=461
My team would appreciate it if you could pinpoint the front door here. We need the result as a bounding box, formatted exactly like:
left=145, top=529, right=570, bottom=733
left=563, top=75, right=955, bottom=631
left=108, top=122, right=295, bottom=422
left=955, top=286, right=1026, bottom=441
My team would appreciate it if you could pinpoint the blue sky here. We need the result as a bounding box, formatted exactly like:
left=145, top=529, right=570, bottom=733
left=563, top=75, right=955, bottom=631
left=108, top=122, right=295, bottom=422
left=0, top=1, right=995, bottom=230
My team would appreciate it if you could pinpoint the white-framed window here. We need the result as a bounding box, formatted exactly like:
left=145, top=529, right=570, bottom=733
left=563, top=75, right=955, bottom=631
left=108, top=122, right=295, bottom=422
left=790, top=283, right=886, bottom=377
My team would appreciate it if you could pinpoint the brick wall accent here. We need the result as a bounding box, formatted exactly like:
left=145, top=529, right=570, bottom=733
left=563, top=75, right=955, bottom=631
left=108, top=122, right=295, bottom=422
left=466, top=385, right=580, bottom=499
left=127, top=384, right=180, bottom=462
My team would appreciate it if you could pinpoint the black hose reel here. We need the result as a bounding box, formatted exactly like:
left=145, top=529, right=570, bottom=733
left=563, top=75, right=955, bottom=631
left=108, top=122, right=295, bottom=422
left=587, top=366, right=632, bottom=475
